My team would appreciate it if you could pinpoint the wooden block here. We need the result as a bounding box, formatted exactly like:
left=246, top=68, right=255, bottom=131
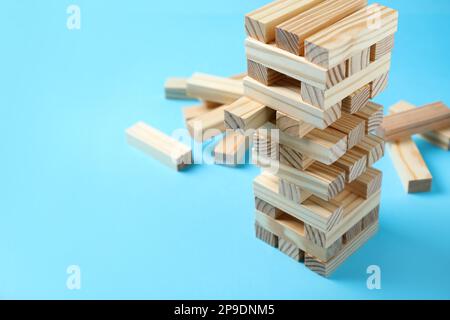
left=300, top=62, right=346, bottom=108
left=342, top=220, right=363, bottom=245
left=370, top=34, right=395, bottom=62
left=254, top=172, right=343, bottom=232
left=276, top=111, right=315, bottom=138
left=165, top=78, right=194, bottom=100
left=347, top=167, right=383, bottom=199
left=305, top=222, right=378, bottom=277
left=255, top=197, right=283, bottom=219
left=230, top=72, right=247, bottom=80
left=186, top=73, right=243, bottom=105
left=245, top=0, right=324, bottom=43
left=352, top=134, right=385, bottom=166
left=330, top=113, right=366, bottom=149
left=371, top=72, right=389, bottom=98
left=421, top=128, right=450, bottom=151
left=126, top=122, right=192, bottom=171
left=257, top=122, right=347, bottom=165
left=333, top=148, right=367, bottom=183
left=347, top=48, right=371, bottom=76
left=379, top=102, right=450, bottom=142
left=275, top=0, right=367, bottom=56
left=342, top=84, right=370, bottom=114
left=354, top=101, right=384, bottom=134
left=224, top=97, right=275, bottom=131
left=278, top=238, right=305, bottom=262
left=255, top=222, right=278, bottom=248
left=362, top=205, right=380, bottom=229
left=214, top=131, right=248, bottom=166
left=279, top=179, right=313, bottom=204
left=247, top=59, right=285, bottom=86
left=304, top=4, right=398, bottom=68
left=187, top=105, right=227, bottom=142
left=244, top=76, right=342, bottom=129
left=183, top=104, right=218, bottom=122
left=279, top=144, right=315, bottom=171
left=387, top=101, right=433, bottom=193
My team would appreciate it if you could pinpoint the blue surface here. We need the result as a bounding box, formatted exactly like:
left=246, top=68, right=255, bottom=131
left=0, top=0, right=449, bottom=300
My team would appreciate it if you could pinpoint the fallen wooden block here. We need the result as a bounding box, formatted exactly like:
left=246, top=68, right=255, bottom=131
left=183, top=104, right=218, bottom=122
left=187, top=105, right=228, bottom=142
left=214, top=131, right=248, bottom=166
left=347, top=167, right=383, bottom=199
left=342, top=84, right=370, bottom=114
left=352, top=134, right=385, bottom=167
left=276, top=111, right=315, bottom=138
left=304, top=4, right=398, bottom=68
left=370, top=34, right=395, bottom=62
left=275, top=0, right=367, bottom=56
left=247, top=59, right=285, bottom=86
left=330, top=113, right=366, bottom=149
left=387, top=101, right=433, bottom=193
left=186, top=73, right=244, bottom=105
left=165, top=78, right=193, bottom=100
left=354, top=101, right=384, bottom=134
left=378, top=101, right=450, bottom=142
left=126, top=122, right=192, bottom=171
left=224, top=97, right=275, bottom=131
left=279, top=178, right=313, bottom=204
left=245, top=0, right=324, bottom=43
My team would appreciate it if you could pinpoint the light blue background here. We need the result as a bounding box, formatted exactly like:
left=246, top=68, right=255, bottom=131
left=0, top=0, right=449, bottom=300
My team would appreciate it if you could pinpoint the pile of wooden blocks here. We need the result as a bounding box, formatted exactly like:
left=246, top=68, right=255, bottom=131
left=235, top=0, right=398, bottom=277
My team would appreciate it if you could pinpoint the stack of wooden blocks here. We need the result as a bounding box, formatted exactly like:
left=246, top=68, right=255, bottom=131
left=240, top=0, right=398, bottom=277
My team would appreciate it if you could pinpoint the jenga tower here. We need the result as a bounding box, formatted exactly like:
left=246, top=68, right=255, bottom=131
left=226, top=0, right=398, bottom=277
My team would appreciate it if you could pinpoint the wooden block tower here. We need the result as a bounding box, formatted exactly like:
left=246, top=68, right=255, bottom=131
left=235, top=0, right=398, bottom=277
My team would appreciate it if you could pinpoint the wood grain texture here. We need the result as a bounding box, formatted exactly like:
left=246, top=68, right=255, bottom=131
left=370, top=72, right=389, bottom=98
left=342, top=84, right=370, bottom=114
left=352, top=134, right=385, bottom=166
left=245, top=0, right=325, bottom=43
left=279, top=179, right=313, bottom=204
left=387, top=101, right=433, bottom=193
left=214, top=131, right=248, bottom=166
left=275, top=0, right=367, bottom=56
left=247, top=59, right=285, bottom=86
left=347, top=167, right=383, bottom=199
left=255, top=197, right=283, bottom=219
left=183, top=104, right=217, bottom=123
left=126, top=122, right=192, bottom=171
left=244, top=76, right=342, bottom=129
left=347, top=48, right=370, bottom=76
left=278, top=237, right=305, bottom=262
left=304, top=4, right=398, bottom=68
left=378, top=101, right=450, bottom=142
left=186, top=73, right=243, bottom=104
left=224, top=97, right=275, bottom=131
left=279, top=144, right=315, bottom=171
left=253, top=172, right=343, bottom=232
left=421, top=128, right=450, bottom=151
left=255, top=222, right=279, bottom=248
left=343, top=205, right=378, bottom=244
left=370, top=34, right=395, bottom=62
left=276, top=111, right=315, bottom=138
left=165, top=78, right=194, bottom=100
left=330, top=113, right=366, bottom=149
left=333, top=148, right=367, bottom=183
left=354, top=101, right=384, bottom=134
left=187, top=105, right=228, bottom=142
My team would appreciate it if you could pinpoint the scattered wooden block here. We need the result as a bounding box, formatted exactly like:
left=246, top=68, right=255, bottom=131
left=378, top=101, right=450, bottom=142
left=255, top=222, right=279, bottom=248
left=165, top=78, right=193, bottom=100
left=253, top=172, right=343, bottom=232
left=126, top=122, right=192, bottom=171
left=371, top=72, right=389, bottom=98
left=275, top=0, right=367, bottom=56
left=352, top=134, right=385, bottom=166
left=354, top=101, right=384, bottom=134
left=304, top=4, right=398, bottom=68
left=279, top=144, right=315, bottom=171
left=224, top=97, right=275, bottom=131
left=187, top=105, right=228, bottom=142
left=333, top=148, right=367, bottom=183
left=347, top=167, right=383, bottom=199
left=186, top=73, right=243, bottom=105
left=183, top=104, right=218, bottom=122
left=279, top=237, right=305, bottom=262
left=421, top=128, right=450, bottom=151
left=387, top=101, right=433, bottom=193
left=255, top=197, right=283, bottom=219
left=247, top=59, right=285, bottom=86
left=342, top=84, right=370, bottom=114
left=276, top=111, right=315, bottom=138
left=244, top=76, right=342, bottom=129
left=279, top=179, right=313, bottom=204
left=245, top=0, right=324, bottom=43
left=330, top=113, right=366, bottom=149
left=214, top=131, right=248, bottom=166
left=370, top=34, right=395, bottom=62
left=347, top=48, right=370, bottom=76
